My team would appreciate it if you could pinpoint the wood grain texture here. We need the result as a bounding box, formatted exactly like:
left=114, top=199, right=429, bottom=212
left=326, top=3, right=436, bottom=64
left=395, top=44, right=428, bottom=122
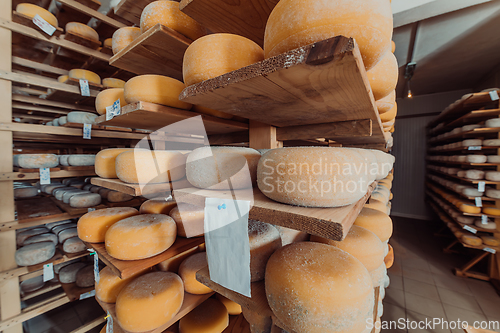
left=223, top=313, right=251, bottom=333
left=1, top=213, right=80, bottom=232
left=91, top=177, right=191, bottom=196
left=63, top=32, right=101, bottom=50
left=276, top=119, right=372, bottom=141
left=249, top=120, right=281, bottom=150
left=12, top=94, right=95, bottom=112
left=57, top=0, right=126, bottom=28
left=109, top=24, right=190, bottom=81
left=60, top=282, right=94, bottom=302
left=12, top=11, right=63, bottom=37
left=15, top=197, right=62, bottom=220
left=49, top=197, right=106, bottom=215
left=0, top=169, right=96, bottom=181
left=114, top=0, right=163, bottom=25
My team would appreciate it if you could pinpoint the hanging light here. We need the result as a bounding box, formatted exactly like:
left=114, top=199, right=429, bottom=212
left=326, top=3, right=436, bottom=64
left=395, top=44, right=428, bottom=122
left=407, top=81, right=412, bottom=98
left=405, top=62, right=417, bottom=99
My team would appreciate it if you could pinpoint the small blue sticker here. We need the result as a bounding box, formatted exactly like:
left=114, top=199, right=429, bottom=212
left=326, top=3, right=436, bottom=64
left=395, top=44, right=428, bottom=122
left=218, top=203, right=226, bottom=210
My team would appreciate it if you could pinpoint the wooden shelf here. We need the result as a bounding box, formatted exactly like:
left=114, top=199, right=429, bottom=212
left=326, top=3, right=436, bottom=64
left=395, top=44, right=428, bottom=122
left=179, top=36, right=385, bottom=146
left=113, top=0, right=153, bottom=24
left=1, top=212, right=81, bottom=232
left=428, top=146, right=500, bottom=153
left=426, top=160, right=500, bottom=167
left=16, top=197, right=63, bottom=221
left=95, top=101, right=249, bottom=135
left=60, top=282, right=94, bottom=302
left=49, top=197, right=106, bottom=215
left=96, top=291, right=214, bottom=333
left=12, top=11, right=63, bottom=37
left=84, top=236, right=204, bottom=279
left=1, top=168, right=96, bottom=181
left=90, top=177, right=192, bottom=197
left=427, top=167, right=500, bottom=185
left=63, top=32, right=101, bottom=50
left=21, top=282, right=62, bottom=301
left=109, top=24, right=190, bottom=81
left=174, top=182, right=376, bottom=241
left=64, top=77, right=104, bottom=91
left=429, top=127, right=500, bottom=144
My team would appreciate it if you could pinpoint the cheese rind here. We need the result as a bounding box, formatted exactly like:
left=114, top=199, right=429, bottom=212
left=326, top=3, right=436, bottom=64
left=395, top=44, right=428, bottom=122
left=216, top=294, right=242, bottom=315
left=168, top=204, right=204, bottom=238
left=14, top=154, right=58, bottom=169
left=16, top=3, right=58, bottom=27
left=376, top=91, right=396, bottom=114
left=178, top=252, right=212, bottom=294
left=65, top=22, right=99, bottom=41
left=140, top=199, right=177, bottom=214
left=78, top=207, right=139, bottom=243
left=63, top=237, right=86, bottom=253
left=67, top=111, right=97, bottom=124
left=95, top=148, right=131, bottom=178
left=15, top=242, right=56, bottom=266
left=102, top=78, right=126, bottom=88
left=68, top=155, right=95, bottom=166
left=76, top=265, right=95, bottom=288
left=68, top=69, right=101, bottom=85
left=96, top=266, right=147, bottom=303
left=95, top=88, right=126, bottom=115
left=112, top=27, right=141, bottom=54
left=24, top=233, right=58, bottom=246
left=367, top=51, right=398, bottom=100
left=354, top=207, right=393, bottom=242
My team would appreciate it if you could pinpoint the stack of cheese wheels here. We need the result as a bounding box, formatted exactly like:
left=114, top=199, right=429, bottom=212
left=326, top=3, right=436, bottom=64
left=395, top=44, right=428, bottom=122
left=14, top=154, right=59, bottom=169
left=354, top=207, right=393, bottom=244
left=266, top=242, right=374, bottom=333
left=248, top=220, right=281, bottom=282
left=16, top=3, right=58, bottom=27
left=179, top=298, right=229, bottom=332
left=95, top=88, right=126, bottom=115
left=112, top=27, right=141, bottom=54
left=77, top=207, right=139, bottom=243
left=140, top=198, right=177, bottom=214
left=186, top=146, right=261, bottom=190
left=102, top=78, right=126, bottom=88
left=65, top=22, right=99, bottom=41
left=183, top=34, right=264, bottom=86
left=263, top=0, right=392, bottom=70
left=68, top=69, right=101, bottom=85
left=140, top=1, right=206, bottom=40
left=157, top=246, right=198, bottom=273
left=124, top=75, right=192, bottom=109
left=96, top=266, right=150, bottom=303
left=178, top=252, right=212, bottom=294
left=95, top=148, right=131, bottom=178
left=376, top=91, right=396, bottom=115
left=367, top=51, right=398, bottom=100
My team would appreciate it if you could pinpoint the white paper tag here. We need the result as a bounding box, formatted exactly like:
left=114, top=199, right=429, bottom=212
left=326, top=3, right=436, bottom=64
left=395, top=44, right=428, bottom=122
left=106, top=311, right=113, bottom=333
left=204, top=198, right=251, bottom=297
left=468, top=146, right=482, bottom=151
left=79, top=79, right=90, bottom=97
left=475, top=197, right=482, bottom=207
left=111, top=99, right=121, bottom=117
left=83, top=123, right=91, bottom=139
left=484, top=247, right=497, bottom=254
left=93, top=252, right=100, bottom=284
left=88, top=207, right=96, bottom=212
left=489, top=90, right=499, bottom=101
left=43, top=263, right=54, bottom=282
left=14, top=117, right=21, bottom=122
left=32, top=14, right=56, bottom=36
left=79, top=289, right=95, bottom=300
left=105, top=105, right=114, bottom=121
left=39, top=167, right=50, bottom=185
left=478, top=182, right=486, bottom=192
left=481, top=215, right=488, bottom=224
left=463, top=225, right=477, bottom=234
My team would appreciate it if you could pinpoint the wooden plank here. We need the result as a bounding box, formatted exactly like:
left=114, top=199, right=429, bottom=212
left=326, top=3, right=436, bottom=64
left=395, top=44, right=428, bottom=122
left=114, top=0, right=157, bottom=25
left=102, top=197, right=145, bottom=208
left=21, top=282, right=62, bottom=301
left=15, top=197, right=62, bottom=220
left=179, top=0, right=277, bottom=47
left=91, top=177, right=192, bottom=197
left=84, top=236, right=205, bottom=279
left=0, top=212, right=79, bottom=232
left=65, top=77, right=104, bottom=91
left=175, top=183, right=376, bottom=241
left=49, top=197, right=106, bottom=215
left=12, top=11, right=63, bottom=37
left=249, top=120, right=280, bottom=150
left=95, top=101, right=248, bottom=135
left=179, top=36, right=385, bottom=145
left=109, top=24, right=189, bottom=81
left=69, top=316, right=106, bottom=333
left=60, top=165, right=95, bottom=171
left=276, top=119, right=372, bottom=142
left=208, top=131, right=249, bottom=145
left=0, top=169, right=96, bottom=181
left=223, top=314, right=251, bottom=333
left=12, top=57, right=68, bottom=75
left=12, top=94, right=95, bottom=112
left=56, top=0, right=126, bottom=29
left=60, top=282, right=94, bottom=302
left=63, top=32, right=102, bottom=50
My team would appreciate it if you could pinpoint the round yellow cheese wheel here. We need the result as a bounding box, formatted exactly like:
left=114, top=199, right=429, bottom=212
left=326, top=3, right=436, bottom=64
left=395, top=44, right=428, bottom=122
left=263, top=0, right=393, bottom=69
left=77, top=207, right=139, bottom=243
left=112, top=27, right=141, bottom=54
left=58, top=75, right=68, bottom=83
left=391, top=41, right=396, bottom=53
left=157, top=246, right=198, bottom=273
left=364, top=199, right=389, bottom=214
left=140, top=199, right=177, bottom=215
left=65, top=22, right=99, bottom=41
left=169, top=204, right=204, bottom=238
left=183, top=34, right=264, bottom=86
left=102, top=78, right=126, bottom=88
left=367, top=52, right=398, bottom=101
left=115, top=149, right=187, bottom=184
left=105, top=214, right=177, bottom=260
left=192, top=104, right=234, bottom=119
left=481, top=236, right=500, bottom=247
left=96, top=266, right=148, bottom=303
left=104, top=38, right=112, bottom=48
left=124, top=75, right=192, bottom=109
left=140, top=1, right=206, bottom=40
left=95, top=88, right=126, bottom=115
left=178, top=252, right=212, bottom=294
left=354, top=207, right=393, bottom=242
left=115, top=272, right=184, bottom=332
left=482, top=205, right=500, bottom=216
left=266, top=242, right=374, bottom=333
left=17, top=3, right=58, bottom=27
left=95, top=148, right=131, bottom=178
left=68, top=69, right=101, bottom=85
left=310, top=225, right=384, bottom=272
left=376, top=90, right=396, bottom=114
left=216, top=294, right=242, bottom=315
left=179, top=298, right=229, bottom=333
left=458, top=203, right=481, bottom=214
left=462, top=234, right=482, bottom=246
left=385, top=244, right=394, bottom=268
left=380, top=103, right=397, bottom=123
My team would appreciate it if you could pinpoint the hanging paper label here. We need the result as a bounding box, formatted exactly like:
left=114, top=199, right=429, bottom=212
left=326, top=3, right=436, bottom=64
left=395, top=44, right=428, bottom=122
left=481, top=215, right=488, bottom=224
left=93, top=252, right=100, bottom=284
left=489, top=90, right=499, bottom=101
left=463, top=225, right=477, bottom=234
left=106, top=311, right=113, bottom=333
left=39, top=167, right=50, bottom=185
left=43, top=263, right=54, bottom=282
left=32, top=14, right=56, bottom=36
left=484, top=247, right=496, bottom=254
left=79, top=290, right=95, bottom=300
left=468, top=146, right=482, bottom=151
left=475, top=197, right=482, bottom=207
left=105, top=99, right=121, bottom=121
left=478, top=182, right=485, bottom=192
left=79, top=79, right=90, bottom=97
left=88, top=207, right=96, bottom=212
left=83, top=123, right=91, bottom=139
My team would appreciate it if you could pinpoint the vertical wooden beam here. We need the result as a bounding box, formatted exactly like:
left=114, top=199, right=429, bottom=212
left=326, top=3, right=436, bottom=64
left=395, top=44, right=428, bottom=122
left=249, top=120, right=282, bottom=150
left=0, top=0, right=22, bottom=332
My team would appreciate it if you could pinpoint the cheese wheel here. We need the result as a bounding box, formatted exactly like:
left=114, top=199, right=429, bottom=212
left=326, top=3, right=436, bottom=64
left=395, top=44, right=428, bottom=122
left=140, top=1, right=206, bottom=40
left=484, top=139, right=500, bottom=146
left=266, top=242, right=374, bottom=333
left=61, top=189, right=89, bottom=202
left=380, top=103, right=397, bottom=122
left=53, top=118, right=60, bottom=126
left=63, top=237, right=86, bottom=253
left=115, top=150, right=187, bottom=184
left=124, top=75, right=192, bottom=109
left=486, top=171, right=500, bottom=181
left=458, top=203, right=481, bottom=214
left=54, top=188, right=80, bottom=200
left=76, top=265, right=95, bottom=288
left=42, top=183, right=65, bottom=195
left=59, top=155, right=69, bottom=166
left=481, top=236, right=500, bottom=247
left=52, top=223, right=77, bottom=235
left=67, top=111, right=97, bottom=124
left=90, top=186, right=103, bottom=193
left=257, top=147, right=371, bottom=207
left=179, top=298, right=229, bottom=333
left=116, top=272, right=184, bottom=332
left=14, top=154, right=58, bottom=169
left=248, top=220, right=281, bottom=282
left=169, top=204, right=204, bottom=238
left=354, top=207, right=393, bottom=242
left=16, top=3, right=58, bottom=27
left=95, top=88, right=126, bottom=115
left=462, top=234, right=482, bottom=246
left=487, top=155, right=500, bottom=163
left=65, top=22, right=99, bottom=41
left=186, top=146, right=260, bottom=190
left=96, top=266, right=148, bottom=303
left=385, top=244, right=394, bottom=268
left=58, top=75, right=68, bottom=83
left=59, top=116, right=67, bottom=125
left=192, top=105, right=234, bottom=119
left=457, top=216, right=474, bottom=225
left=464, top=170, right=484, bottom=180
left=264, top=0, right=392, bottom=70
left=46, top=121, right=53, bottom=126
left=482, top=205, right=500, bottom=216
left=68, top=155, right=95, bottom=166
left=462, top=187, right=483, bottom=197
left=104, top=38, right=112, bottom=48
left=102, top=78, right=126, bottom=89
left=15, top=242, right=56, bottom=266
left=391, top=41, right=396, bottom=53
left=21, top=275, right=45, bottom=294
left=105, top=214, right=177, bottom=260
left=14, top=186, right=38, bottom=198
left=310, top=225, right=384, bottom=272
left=486, top=188, right=500, bottom=199
left=53, top=259, right=79, bottom=274
left=274, top=225, right=309, bottom=245
left=367, top=52, right=398, bottom=100
left=95, top=148, right=131, bottom=178
left=485, top=118, right=500, bottom=128
left=69, top=193, right=101, bottom=208
left=59, top=262, right=87, bottom=283
left=68, top=69, right=101, bottom=85
left=178, top=252, right=212, bottom=294
left=112, top=27, right=141, bottom=54
left=140, top=199, right=177, bottom=214
left=376, top=91, right=396, bottom=114
left=78, top=207, right=139, bottom=243
left=216, top=294, right=242, bottom=315
left=17, top=227, right=50, bottom=246
left=183, top=33, right=264, bottom=86
left=58, top=228, right=78, bottom=244
left=369, top=262, right=387, bottom=287
left=107, top=191, right=134, bottom=202
left=463, top=139, right=482, bottom=147
left=475, top=219, right=497, bottom=229
left=370, top=150, right=395, bottom=181
left=157, top=246, right=199, bottom=273
left=24, top=233, right=58, bottom=246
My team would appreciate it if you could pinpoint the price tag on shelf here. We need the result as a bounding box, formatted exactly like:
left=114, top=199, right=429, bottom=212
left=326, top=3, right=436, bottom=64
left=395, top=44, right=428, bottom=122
left=478, top=182, right=485, bottom=192
left=79, top=289, right=95, bottom=300
left=32, top=14, right=56, bottom=36
left=79, top=79, right=90, bottom=97
left=39, top=167, right=50, bottom=185
left=481, top=215, right=489, bottom=224
left=93, top=251, right=100, bottom=284
left=43, top=263, right=54, bottom=282
left=484, top=247, right=496, bottom=254
left=88, top=207, right=96, bottom=212
left=463, top=225, right=477, bottom=234
left=468, top=146, right=482, bottom=151
left=105, top=99, right=121, bottom=121
left=489, top=90, right=499, bottom=101
left=83, top=123, right=91, bottom=139
left=475, top=197, right=482, bottom=207
left=106, top=311, right=113, bottom=333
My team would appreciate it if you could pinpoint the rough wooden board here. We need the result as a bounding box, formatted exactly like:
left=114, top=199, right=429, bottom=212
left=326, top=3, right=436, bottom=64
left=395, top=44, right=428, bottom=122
left=1, top=213, right=78, bottom=231
left=63, top=32, right=101, bottom=50
left=13, top=167, right=61, bottom=173
left=84, top=236, right=205, bottom=279
left=95, top=101, right=249, bottom=135
left=96, top=291, right=213, bottom=333
left=49, top=197, right=106, bottom=215
left=429, top=127, right=500, bottom=144
left=65, top=77, right=104, bottom=90
left=102, top=197, right=145, bottom=208
left=1, top=169, right=97, bottom=181
left=60, top=165, right=95, bottom=171
left=223, top=314, right=251, bottom=333
left=21, top=282, right=62, bottom=301
left=12, top=94, right=95, bottom=112
left=444, top=108, right=500, bottom=130
left=109, top=24, right=189, bottom=81
left=428, top=167, right=500, bottom=185
left=12, top=11, right=63, bottom=37
left=114, top=0, right=165, bottom=25
left=15, top=197, right=62, bottom=220
left=60, top=282, right=94, bottom=302
left=179, top=0, right=278, bottom=47
left=91, top=177, right=192, bottom=197
left=276, top=119, right=372, bottom=141
left=175, top=182, right=375, bottom=241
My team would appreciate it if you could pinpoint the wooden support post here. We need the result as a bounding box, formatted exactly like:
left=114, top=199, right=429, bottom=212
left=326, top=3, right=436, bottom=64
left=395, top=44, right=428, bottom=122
left=249, top=120, right=282, bottom=150
left=454, top=252, right=490, bottom=281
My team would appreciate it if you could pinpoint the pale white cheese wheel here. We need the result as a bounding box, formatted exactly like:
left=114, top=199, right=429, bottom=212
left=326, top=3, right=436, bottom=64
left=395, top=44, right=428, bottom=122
left=67, top=111, right=97, bottom=124
left=485, top=171, right=500, bottom=181
left=457, top=216, right=474, bottom=225
left=62, top=190, right=88, bottom=203
left=46, top=220, right=73, bottom=230
left=46, top=121, right=53, bottom=126
left=466, top=155, right=487, bottom=163
left=485, top=118, right=500, bottom=128
left=55, top=188, right=81, bottom=201
left=457, top=171, right=466, bottom=178
left=462, top=187, right=483, bottom=197
left=58, top=228, right=78, bottom=244
left=54, top=259, right=80, bottom=274
left=63, top=237, right=86, bottom=253
left=14, top=186, right=38, bottom=198
left=59, top=155, right=70, bottom=166
left=486, top=188, right=500, bottom=199
left=24, top=233, right=58, bottom=246
left=69, top=193, right=101, bottom=208
left=52, top=223, right=77, bottom=235
left=59, top=116, right=68, bottom=125
left=17, top=227, right=50, bottom=246
left=76, top=265, right=94, bottom=288
left=59, top=262, right=86, bottom=283
left=107, top=191, right=133, bottom=202
left=475, top=220, right=497, bottom=230
left=14, top=154, right=59, bottom=169
left=462, top=124, right=481, bottom=132
left=53, top=118, right=60, bottom=126
left=68, top=155, right=95, bottom=166
left=457, top=155, right=467, bottom=162
left=483, top=139, right=500, bottom=146
left=42, top=183, right=65, bottom=194
left=487, top=155, right=500, bottom=163
left=15, top=242, right=56, bottom=266
left=464, top=170, right=484, bottom=180
left=369, top=150, right=395, bottom=180
left=20, top=275, right=45, bottom=294
left=462, top=139, right=482, bottom=147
